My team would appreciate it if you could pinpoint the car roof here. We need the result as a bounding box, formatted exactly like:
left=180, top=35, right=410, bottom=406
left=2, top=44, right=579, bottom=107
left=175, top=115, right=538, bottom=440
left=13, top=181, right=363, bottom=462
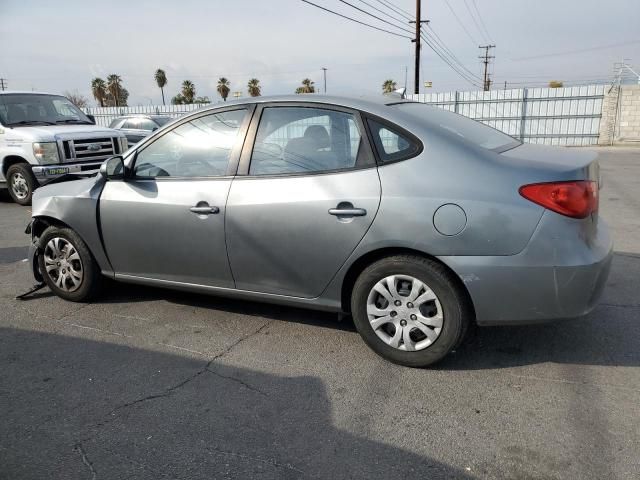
left=0, top=90, right=68, bottom=96
left=197, top=94, right=419, bottom=118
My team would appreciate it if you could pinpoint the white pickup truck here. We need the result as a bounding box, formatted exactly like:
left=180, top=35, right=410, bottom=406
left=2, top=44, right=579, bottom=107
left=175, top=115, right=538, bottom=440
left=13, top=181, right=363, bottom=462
left=0, top=91, right=127, bottom=205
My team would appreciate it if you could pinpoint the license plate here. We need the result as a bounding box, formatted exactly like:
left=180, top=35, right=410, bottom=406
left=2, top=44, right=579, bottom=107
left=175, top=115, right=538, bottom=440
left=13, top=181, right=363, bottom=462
left=45, top=167, right=70, bottom=176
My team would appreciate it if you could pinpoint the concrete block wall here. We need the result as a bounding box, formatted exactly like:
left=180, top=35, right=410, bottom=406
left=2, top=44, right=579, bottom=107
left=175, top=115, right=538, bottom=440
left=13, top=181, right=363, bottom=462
left=600, top=84, right=640, bottom=144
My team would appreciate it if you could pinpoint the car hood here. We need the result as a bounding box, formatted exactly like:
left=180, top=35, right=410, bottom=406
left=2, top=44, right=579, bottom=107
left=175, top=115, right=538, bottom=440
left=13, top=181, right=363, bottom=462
left=7, top=125, right=124, bottom=142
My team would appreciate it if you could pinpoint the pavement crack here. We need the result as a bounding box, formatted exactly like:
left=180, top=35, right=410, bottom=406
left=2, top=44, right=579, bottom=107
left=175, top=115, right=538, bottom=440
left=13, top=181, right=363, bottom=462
left=205, top=368, right=268, bottom=396
left=109, top=319, right=273, bottom=413
left=73, top=442, right=97, bottom=480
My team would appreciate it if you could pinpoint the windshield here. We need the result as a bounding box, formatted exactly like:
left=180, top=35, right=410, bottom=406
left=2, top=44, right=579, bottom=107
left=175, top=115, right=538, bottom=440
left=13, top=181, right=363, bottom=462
left=394, top=102, right=521, bottom=152
left=0, top=94, right=92, bottom=127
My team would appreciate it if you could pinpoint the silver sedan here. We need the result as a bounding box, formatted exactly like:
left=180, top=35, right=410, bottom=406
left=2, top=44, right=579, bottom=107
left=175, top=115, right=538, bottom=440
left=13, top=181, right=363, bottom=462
left=27, top=95, right=613, bottom=367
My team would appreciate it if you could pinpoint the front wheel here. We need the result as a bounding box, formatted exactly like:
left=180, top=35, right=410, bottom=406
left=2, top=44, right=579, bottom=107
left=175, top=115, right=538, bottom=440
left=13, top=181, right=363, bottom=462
left=7, top=163, right=37, bottom=206
left=38, top=226, right=102, bottom=302
left=351, top=255, right=471, bottom=367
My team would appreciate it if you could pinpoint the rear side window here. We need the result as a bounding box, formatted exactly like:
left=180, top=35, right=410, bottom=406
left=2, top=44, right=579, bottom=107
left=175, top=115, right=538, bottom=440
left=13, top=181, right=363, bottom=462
left=367, top=119, right=420, bottom=163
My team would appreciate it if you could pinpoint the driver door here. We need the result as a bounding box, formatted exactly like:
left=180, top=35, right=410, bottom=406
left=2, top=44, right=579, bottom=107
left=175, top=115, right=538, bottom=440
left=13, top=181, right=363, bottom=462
left=99, top=106, right=252, bottom=287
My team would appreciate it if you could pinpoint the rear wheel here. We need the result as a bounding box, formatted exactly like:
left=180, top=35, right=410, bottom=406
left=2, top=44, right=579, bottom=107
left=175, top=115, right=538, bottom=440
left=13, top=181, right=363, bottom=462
left=7, top=163, right=37, bottom=206
left=351, top=255, right=471, bottom=367
left=38, top=226, right=102, bottom=302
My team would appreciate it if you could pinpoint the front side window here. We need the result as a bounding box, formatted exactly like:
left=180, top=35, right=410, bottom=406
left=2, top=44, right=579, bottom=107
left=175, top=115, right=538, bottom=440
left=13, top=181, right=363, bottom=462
left=133, top=109, right=247, bottom=178
left=250, top=107, right=363, bottom=175
left=367, top=119, right=421, bottom=163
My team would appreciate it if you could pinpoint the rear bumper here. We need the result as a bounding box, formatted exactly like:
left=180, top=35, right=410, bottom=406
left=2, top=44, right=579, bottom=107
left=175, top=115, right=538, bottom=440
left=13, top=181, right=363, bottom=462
left=32, top=162, right=102, bottom=180
left=440, top=212, right=614, bottom=325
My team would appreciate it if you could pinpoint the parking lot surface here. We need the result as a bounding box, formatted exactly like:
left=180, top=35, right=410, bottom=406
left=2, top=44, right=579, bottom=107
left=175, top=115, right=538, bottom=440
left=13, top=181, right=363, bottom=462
left=1, top=147, right=639, bottom=479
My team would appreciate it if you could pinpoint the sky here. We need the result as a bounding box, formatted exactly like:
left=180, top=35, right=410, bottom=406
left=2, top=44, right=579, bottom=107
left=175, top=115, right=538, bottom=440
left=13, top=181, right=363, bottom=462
left=1, top=0, right=639, bottom=106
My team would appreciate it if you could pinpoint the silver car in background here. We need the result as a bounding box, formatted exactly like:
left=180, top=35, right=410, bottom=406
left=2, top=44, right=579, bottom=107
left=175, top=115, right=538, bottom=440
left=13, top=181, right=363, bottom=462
left=109, top=114, right=173, bottom=145
left=26, top=95, right=613, bottom=367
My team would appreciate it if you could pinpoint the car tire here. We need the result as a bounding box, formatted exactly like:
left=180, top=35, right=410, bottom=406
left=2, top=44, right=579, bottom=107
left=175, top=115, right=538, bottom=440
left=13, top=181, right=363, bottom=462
left=351, top=255, right=471, bottom=367
left=38, top=226, right=102, bottom=302
left=7, top=163, right=37, bottom=206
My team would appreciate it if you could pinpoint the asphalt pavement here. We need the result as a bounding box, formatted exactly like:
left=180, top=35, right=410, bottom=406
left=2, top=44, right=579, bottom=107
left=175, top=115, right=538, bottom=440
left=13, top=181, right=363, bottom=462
left=1, top=147, right=639, bottom=479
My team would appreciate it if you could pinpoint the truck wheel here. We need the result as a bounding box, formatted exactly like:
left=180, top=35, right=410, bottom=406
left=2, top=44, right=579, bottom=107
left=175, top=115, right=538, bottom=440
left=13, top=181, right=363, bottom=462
left=38, top=226, right=102, bottom=302
left=7, top=163, right=37, bottom=206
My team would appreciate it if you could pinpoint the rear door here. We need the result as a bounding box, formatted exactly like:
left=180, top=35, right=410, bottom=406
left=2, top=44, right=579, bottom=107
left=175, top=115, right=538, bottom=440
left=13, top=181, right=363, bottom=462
left=99, top=106, right=252, bottom=287
left=225, top=103, right=381, bottom=298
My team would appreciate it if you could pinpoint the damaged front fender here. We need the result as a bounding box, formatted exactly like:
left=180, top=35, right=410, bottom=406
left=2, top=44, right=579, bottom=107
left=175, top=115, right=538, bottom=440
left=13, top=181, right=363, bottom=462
left=29, top=175, right=114, bottom=278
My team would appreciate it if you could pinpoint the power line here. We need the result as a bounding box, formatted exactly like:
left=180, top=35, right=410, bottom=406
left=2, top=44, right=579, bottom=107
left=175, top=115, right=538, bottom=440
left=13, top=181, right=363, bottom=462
left=471, top=0, right=493, bottom=43
left=464, top=0, right=488, bottom=43
left=336, top=0, right=414, bottom=35
left=424, top=25, right=482, bottom=81
left=421, top=33, right=481, bottom=87
left=355, top=0, right=410, bottom=26
left=443, top=0, right=478, bottom=46
left=511, top=40, right=640, bottom=61
left=374, top=0, right=413, bottom=20
left=299, top=0, right=412, bottom=39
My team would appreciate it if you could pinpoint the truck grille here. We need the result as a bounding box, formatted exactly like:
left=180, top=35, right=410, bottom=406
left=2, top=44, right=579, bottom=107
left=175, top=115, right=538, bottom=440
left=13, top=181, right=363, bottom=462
left=61, top=138, right=120, bottom=162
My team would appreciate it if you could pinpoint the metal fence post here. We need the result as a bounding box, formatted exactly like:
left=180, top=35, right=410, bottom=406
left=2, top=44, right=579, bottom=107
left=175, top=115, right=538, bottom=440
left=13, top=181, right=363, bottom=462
left=519, top=88, right=528, bottom=142
left=454, top=91, right=459, bottom=113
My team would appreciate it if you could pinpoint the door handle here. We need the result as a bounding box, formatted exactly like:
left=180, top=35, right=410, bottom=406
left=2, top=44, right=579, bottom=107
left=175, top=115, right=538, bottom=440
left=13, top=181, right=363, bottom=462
left=328, top=207, right=367, bottom=217
left=190, top=205, right=219, bottom=215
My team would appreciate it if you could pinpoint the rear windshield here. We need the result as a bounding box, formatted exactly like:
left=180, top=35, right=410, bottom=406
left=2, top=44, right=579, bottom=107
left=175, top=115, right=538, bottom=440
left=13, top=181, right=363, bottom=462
left=393, top=102, right=521, bottom=152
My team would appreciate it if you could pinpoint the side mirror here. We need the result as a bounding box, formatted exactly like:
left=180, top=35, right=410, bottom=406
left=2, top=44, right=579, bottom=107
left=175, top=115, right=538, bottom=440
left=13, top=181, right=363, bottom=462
left=99, top=155, right=125, bottom=180
left=152, top=127, right=158, bottom=132
left=86, top=114, right=96, bottom=125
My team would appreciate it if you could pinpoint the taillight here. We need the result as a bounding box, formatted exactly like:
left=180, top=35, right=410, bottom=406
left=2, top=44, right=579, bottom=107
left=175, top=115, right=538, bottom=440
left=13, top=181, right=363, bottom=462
left=519, top=181, right=598, bottom=219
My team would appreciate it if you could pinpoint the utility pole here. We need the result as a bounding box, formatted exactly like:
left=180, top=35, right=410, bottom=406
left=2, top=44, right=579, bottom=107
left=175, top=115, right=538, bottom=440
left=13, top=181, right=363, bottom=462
left=0, top=78, right=7, bottom=91
left=321, top=67, right=327, bottom=93
left=479, top=45, right=496, bottom=91
left=409, top=1, right=428, bottom=95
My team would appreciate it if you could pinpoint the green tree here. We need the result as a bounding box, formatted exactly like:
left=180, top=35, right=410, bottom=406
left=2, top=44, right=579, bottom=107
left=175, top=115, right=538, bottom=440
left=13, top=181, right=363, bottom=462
left=247, top=78, right=261, bottom=97
left=181, top=80, right=196, bottom=104
left=91, top=78, right=107, bottom=107
left=155, top=69, right=168, bottom=105
left=382, top=79, right=397, bottom=93
left=217, top=77, right=230, bottom=101
left=106, top=74, right=123, bottom=106
left=171, top=93, right=185, bottom=105
left=295, top=78, right=315, bottom=94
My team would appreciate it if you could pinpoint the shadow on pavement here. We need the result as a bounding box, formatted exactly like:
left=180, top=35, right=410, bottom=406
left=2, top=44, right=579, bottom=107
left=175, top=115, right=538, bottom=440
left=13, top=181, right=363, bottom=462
left=0, top=327, right=472, bottom=479
left=16, top=252, right=639, bottom=370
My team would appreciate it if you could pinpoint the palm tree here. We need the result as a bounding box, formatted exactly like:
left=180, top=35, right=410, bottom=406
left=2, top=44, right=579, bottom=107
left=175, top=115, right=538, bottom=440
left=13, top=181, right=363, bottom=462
left=247, top=78, right=261, bottom=97
left=106, top=74, right=123, bottom=106
left=155, top=69, right=168, bottom=105
left=295, top=78, right=315, bottom=94
left=217, top=77, right=230, bottom=101
left=181, top=80, right=196, bottom=104
left=382, top=79, right=397, bottom=94
left=91, top=78, right=107, bottom=107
